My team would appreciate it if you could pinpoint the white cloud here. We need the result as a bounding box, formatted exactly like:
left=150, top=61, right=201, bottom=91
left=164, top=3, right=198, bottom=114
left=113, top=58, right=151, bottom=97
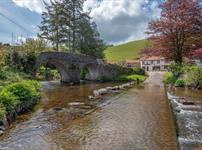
left=12, top=0, right=162, bottom=44
left=12, top=0, right=46, bottom=14
left=84, top=0, right=161, bottom=44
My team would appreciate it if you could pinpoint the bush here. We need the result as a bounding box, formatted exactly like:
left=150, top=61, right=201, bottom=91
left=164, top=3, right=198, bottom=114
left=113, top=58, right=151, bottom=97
left=0, top=80, right=41, bottom=119
left=175, top=79, right=185, bottom=87
left=0, top=66, right=31, bottom=82
left=116, top=74, right=146, bottom=83
left=133, top=67, right=145, bottom=75
left=38, top=66, right=60, bottom=81
left=80, top=68, right=89, bottom=80
left=185, top=66, right=202, bottom=89
left=0, top=104, right=6, bottom=121
left=163, top=72, right=177, bottom=84
left=3, top=81, right=40, bottom=103
left=169, top=63, right=184, bottom=78
left=0, top=90, right=19, bottom=111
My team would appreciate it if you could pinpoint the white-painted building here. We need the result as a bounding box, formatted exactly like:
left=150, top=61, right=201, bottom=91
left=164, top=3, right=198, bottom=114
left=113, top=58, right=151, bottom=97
left=140, top=56, right=170, bottom=71
left=190, top=59, right=202, bottom=67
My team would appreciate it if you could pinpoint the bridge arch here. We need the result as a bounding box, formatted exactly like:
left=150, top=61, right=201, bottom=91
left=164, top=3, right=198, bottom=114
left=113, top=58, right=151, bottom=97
left=36, top=52, right=130, bottom=83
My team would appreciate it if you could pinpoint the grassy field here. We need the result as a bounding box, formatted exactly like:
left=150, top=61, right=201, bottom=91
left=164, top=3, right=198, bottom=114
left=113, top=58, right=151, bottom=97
left=104, top=39, right=149, bottom=62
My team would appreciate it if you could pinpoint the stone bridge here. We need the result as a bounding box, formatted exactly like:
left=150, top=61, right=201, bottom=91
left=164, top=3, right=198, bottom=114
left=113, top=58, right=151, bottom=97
left=36, top=52, right=132, bottom=83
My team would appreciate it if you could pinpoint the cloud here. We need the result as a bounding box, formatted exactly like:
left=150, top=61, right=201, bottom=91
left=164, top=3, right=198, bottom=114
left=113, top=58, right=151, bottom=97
left=84, top=0, right=161, bottom=44
left=12, top=0, right=46, bottom=14
left=11, top=0, right=162, bottom=44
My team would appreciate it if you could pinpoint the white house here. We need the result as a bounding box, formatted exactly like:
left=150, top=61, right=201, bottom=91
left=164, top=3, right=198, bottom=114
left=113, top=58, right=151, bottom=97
left=190, top=59, right=202, bottom=67
left=140, top=56, right=170, bottom=71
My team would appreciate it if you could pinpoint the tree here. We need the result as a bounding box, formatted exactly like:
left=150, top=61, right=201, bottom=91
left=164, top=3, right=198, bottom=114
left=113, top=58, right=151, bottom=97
left=38, top=0, right=105, bottom=58
left=147, top=0, right=202, bottom=63
left=77, top=15, right=105, bottom=58
left=4, top=38, right=49, bottom=74
left=38, top=0, right=65, bottom=51
left=59, top=0, right=85, bottom=52
left=191, top=48, right=202, bottom=60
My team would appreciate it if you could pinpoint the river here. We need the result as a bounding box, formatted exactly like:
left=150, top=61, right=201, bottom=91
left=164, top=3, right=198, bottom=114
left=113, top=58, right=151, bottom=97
left=0, top=72, right=178, bottom=150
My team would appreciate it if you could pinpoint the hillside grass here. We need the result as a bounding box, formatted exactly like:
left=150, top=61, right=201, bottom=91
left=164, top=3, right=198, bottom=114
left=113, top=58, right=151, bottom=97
left=104, top=39, right=149, bottom=62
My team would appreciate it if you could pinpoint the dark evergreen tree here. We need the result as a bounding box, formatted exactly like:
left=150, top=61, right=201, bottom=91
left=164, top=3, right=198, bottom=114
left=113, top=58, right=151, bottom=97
left=38, top=0, right=65, bottom=51
left=38, top=0, right=105, bottom=58
left=78, top=14, right=105, bottom=58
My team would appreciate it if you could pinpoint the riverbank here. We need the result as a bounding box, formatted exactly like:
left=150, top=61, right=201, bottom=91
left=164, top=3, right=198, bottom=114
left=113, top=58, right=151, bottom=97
left=0, top=80, right=41, bottom=135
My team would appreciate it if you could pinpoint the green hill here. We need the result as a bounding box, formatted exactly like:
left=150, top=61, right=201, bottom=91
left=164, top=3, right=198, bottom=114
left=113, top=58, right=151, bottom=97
left=104, top=39, right=149, bottom=62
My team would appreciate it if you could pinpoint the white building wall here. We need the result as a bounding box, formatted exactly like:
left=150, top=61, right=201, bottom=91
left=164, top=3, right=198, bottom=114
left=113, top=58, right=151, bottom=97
left=140, top=59, right=169, bottom=71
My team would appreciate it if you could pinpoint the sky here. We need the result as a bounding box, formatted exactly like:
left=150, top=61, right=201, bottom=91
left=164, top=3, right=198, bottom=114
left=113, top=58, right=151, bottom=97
left=0, top=0, right=163, bottom=44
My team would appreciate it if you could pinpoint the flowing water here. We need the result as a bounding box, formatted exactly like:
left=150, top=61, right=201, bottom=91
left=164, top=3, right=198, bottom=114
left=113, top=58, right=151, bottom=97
left=0, top=73, right=178, bottom=150
left=168, top=87, right=202, bottom=149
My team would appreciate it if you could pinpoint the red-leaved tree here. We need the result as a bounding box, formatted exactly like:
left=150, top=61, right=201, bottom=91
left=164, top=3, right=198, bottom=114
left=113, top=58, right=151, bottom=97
left=191, top=48, right=202, bottom=60
left=146, top=0, right=202, bottom=63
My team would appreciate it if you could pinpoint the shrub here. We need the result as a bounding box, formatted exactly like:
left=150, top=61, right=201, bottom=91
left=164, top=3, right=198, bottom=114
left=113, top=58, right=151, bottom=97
left=80, top=68, right=89, bottom=80
left=0, top=66, right=30, bottom=82
left=185, top=66, right=202, bottom=89
left=133, top=67, right=145, bottom=75
left=0, top=104, right=6, bottom=121
left=4, top=81, right=40, bottom=103
left=116, top=74, right=146, bottom=83
left=23, top=80, right=41, bottom=92
left=169, top=63, right=184, bottom=78
left=0, top=90, right=19, bottom=111
left=38, top=66, right=60, bottom=80
left=0, top=80, right=41, bottom=115
left=163, top=72, right=177, bottom=84
left=175, top=79, right=185, bottom=87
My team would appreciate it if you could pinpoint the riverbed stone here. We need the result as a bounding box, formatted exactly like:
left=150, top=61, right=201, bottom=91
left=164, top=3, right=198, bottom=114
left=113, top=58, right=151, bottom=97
left=68, top=102, right=85, bottom=106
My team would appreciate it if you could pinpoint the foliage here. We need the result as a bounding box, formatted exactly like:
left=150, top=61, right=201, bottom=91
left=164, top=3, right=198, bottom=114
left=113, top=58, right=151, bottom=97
left=133, top=67, right=145, bottom=75
left=0, top=104, right=6, bottom=121
left=80, top=68, right=89, bottom=80
left=4, top=39, right=49, bottom=75
left=104, top=39, right=148, bottom=62
left=185, top=66, right=202, bottom=89
left=78, top=17, right=106, bottom=58
left=38, top=0, right=105, bottom=57
left=0, top=80, right=41, bottom=118
left=38, top=0, right=65, bottom=51
left=0, top=66, right=30, bottom=83
left=191, top=48, right=202, bottom=60
left=169, top=63, right=184, bottom=78
left=116, top=74, right=146, bottom=83
left=163, top=72, right=177, bottom=85
left=175, top=79, right=185, bottom=87
left=0, top=90, right=19, bottom=112
left=147, top=0, right=202, bottom=63
left=38, top=66, right=60, bottom=81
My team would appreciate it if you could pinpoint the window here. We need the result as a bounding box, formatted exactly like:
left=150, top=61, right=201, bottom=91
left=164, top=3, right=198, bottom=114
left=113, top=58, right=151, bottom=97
left=157, top=60, right=160, bottom=64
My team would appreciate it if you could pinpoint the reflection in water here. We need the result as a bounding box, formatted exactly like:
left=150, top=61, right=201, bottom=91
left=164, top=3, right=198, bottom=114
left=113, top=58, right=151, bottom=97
left=0, top=81, right=177, bottom=150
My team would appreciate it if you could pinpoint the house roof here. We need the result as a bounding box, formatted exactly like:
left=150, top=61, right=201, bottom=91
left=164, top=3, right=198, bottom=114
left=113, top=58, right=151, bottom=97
left=140, top=56, right=165, bottom=61
left=125, top=60, right=140, bottom=64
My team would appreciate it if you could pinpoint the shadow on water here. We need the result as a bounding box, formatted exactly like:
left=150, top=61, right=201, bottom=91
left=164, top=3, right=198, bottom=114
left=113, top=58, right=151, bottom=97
left=0, top=80, right=178, bottom=150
